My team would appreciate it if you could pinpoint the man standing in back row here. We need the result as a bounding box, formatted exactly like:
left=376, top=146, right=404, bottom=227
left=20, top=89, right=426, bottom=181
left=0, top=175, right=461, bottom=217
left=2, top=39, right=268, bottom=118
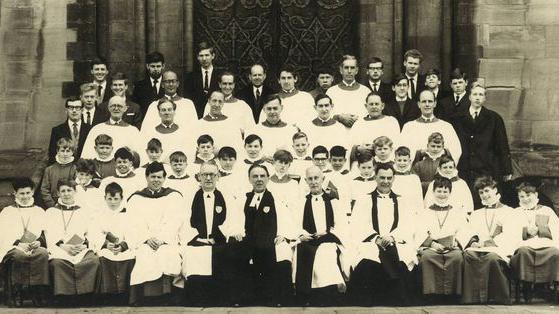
left=132, top=51, right=166, bottom=117
left=238, top=64, right=275, bottom=123
left=184, top=42, right=221, bottom=118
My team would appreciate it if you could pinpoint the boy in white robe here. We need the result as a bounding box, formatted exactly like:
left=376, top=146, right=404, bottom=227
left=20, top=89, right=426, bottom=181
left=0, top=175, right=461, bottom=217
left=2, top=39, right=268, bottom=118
left=89, top=134, right=116, bottom=179
left=237, top=134, right=272, bottom=177
left=267, top=149, right=301, bottom=210
left=180, top=163, right=247, bottom=306
left=424, top=155, right=474, bottom=215
left=89, top=182, right=135, bottom=299
left=45, top=179, right=100, bottom=297
left=99, top=148, right=144, bottom=201
left=197, top=91, right=243, bottom=151
left=400, top=90, right=462, bottom=162
left=294, top=166, right=349, bottom=305
left=349, top=92, right=400, bottom=150
left=290, top=132, right=313, bottom=178
left=392, top=146, right=423, bottom=216
left=74, top=159, right=101, bottom=213
left=348, top=163, right=417, bottom=305
left=299, top=94, right=348, bottom=152
left=186, top=134, right=216, bottom=176
left=350, top=149, right=377, bottom=205
left=328, top=146, right=352, bottom=219
left=126, top=162, right=185, bottom=305
left=165, top=151, right=198, bottom=198
left=140, top=70, right=198, bottom=132
left=216, top=146, right=248, bottom=201
left=82, top=96, right=141, bottom=159
left=252, top=94, right=299, bottom=158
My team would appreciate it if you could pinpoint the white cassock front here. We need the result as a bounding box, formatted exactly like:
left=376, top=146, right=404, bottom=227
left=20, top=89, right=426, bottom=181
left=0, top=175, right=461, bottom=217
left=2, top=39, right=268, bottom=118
left=295, top=194, right=350, bottom=289
left=0, top=205, right=46, bottom=261
left=258, top=90, right=316, bottom=128
left=141, top=96, right=198, bottom=132
left=299, top=118, right=349, bottom=152
left=249, top=121, right=300, bottom=158
left=99, top=172, right=144, bottom=202
left=392, top=172, right=423, bottom=216
left=127, top=188, right=185, bottom=285
left=349, top=191, right=417, bottom=271
left=400, top=118, right=462, bottom=162
left=82, top=122, right=141, bottom=159
left=204, top=97, right=255, bottom=135
left=326, top=83, right=371, bottom=118
left=139, top=124, right=196, bottom=164
left=349, top=115, right=401, bottom=148
left=89, top=205, right=135, bottom=261
left=197, top=115, right=243, bottom=151
left=424, top=176, right=474, bottom=215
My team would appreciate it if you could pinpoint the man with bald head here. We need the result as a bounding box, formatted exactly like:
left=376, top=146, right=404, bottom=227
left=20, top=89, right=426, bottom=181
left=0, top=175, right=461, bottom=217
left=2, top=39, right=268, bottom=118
left=141, top=70, right=198, bottom=132
left=97, top=72, right=143, bottom=128
left=81, top=95, right=141, bottom=159
left=197, top=91, right=243, bottom=152
left=238, top=64, right=275, bottom=123
left=399, top=90, right=462, bottom=162
left=180, top=162, right=246, bottom=306
left=294, top=166, right=349, bottom=305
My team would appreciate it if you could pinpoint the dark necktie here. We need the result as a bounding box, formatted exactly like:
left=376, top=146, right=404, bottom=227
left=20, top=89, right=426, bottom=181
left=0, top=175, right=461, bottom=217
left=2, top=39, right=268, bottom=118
left=255, top=88, right=261, bottom=103
left=98, top=85, right=103, bottom=100
left=408, top=78, right=415, bottom=98
left=86, top=111, right=91, bottom=125
left=72, top=122, right=79, bottom=140
left=455, top=95, right=460, bottom=105
left=472, top=111, right=478, bottom=121
left=372, top=83, right=378, bottom=92
left=153, top=79, right=158, bottom=95
left=204, top=70, right=209, bottom=91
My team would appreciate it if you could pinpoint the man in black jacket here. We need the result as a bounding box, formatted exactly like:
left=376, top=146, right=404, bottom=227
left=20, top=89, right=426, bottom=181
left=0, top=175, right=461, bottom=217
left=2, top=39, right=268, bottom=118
left=237, top=64, right=275, bottom=123
left=183, top=42, right=221, bottom=118
left=382, top=74, right=420, bottom=129
left=132, top=51, right=166, bottom=117
left=363, top=57, right=393, bottom=103
left=438, top=68, right=471, bottom=122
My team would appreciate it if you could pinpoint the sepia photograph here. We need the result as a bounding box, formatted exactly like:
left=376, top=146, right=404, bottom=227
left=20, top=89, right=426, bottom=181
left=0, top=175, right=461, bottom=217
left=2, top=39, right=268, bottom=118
left=0, top=0, right=559, bottom=313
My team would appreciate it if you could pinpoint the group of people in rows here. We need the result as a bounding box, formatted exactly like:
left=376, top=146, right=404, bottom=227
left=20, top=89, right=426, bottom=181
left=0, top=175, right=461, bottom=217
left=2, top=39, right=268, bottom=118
left=2, top=44, right=557, bottom=308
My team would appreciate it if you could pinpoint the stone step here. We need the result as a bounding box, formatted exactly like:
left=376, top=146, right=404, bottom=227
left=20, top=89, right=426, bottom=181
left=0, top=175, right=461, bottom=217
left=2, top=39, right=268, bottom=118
left=0, top=180, right=13, bottom=210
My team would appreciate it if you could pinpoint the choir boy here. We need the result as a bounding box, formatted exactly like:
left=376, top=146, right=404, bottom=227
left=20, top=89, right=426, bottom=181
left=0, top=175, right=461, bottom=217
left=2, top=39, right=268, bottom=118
left=41, top=138, right=77, bottom=208
left=90, top=134, right=117, bottom=179
left=391, top=146, right=423, bottom=216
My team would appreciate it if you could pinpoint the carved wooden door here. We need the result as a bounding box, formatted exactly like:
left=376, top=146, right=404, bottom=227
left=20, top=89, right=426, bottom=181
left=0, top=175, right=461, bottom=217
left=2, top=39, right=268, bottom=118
left=194, top=0, right=357, bottom=90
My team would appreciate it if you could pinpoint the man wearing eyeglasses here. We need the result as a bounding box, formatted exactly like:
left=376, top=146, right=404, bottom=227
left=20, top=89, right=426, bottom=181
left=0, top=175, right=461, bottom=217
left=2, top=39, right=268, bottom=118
left=363, top=57, right=393, bottom=103
left=141, top=70, right=198, bottom=132
left=81, top=96, right=141, bottom=160
left=180, top=162, right=247, bottom=306
left=97, top=72, right=143, bottom=129
left=47, top=98, right=92, bottom=164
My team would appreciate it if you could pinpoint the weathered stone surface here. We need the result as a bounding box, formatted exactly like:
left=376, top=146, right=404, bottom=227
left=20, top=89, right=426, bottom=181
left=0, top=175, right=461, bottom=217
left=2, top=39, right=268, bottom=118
left=520, top=89, right=553, bottom=121
left=506, top=120, right=532, bottom=147
left=527, top=0, right=559, bottom=25
left=524, top=58, right=559, bottom=91
left=2, top=30, right=40, bottom=58
left=545, top=25, right=559, bottom=58
left=473, top=5, right=526, bottom=26
left=484, top=87, right=522, bottom=120
left=532, top=120, right=559, bottom=145
left=485, top=25, right=546, bottom=58
left=478, top=58, right=524, bottom=88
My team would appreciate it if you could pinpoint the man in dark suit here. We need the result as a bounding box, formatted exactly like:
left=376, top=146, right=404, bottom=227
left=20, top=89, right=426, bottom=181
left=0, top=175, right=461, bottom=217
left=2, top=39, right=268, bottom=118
left=403, top=49, right=426, bottom=100
left=382, top=74, right=420, bottom=129
left=362, top=57, right=393, bottom=103
left=47, top=98, right=91, bottom=164
left=438, top=68, right=470, bottom=122
left=90, top=57, right=111, bottom=104
left=183, top=42, right=221, bottom=118
left=237, top=64, right=275, bottom=123
left=97, top=72, right=142, bottom=129
left=424, top=68, right=452, bottom=118
left=80, top=83, right=105, bottom=127
left=132, top=51, right=166, bottom=117
left=452, top=83, right=512, bottom=187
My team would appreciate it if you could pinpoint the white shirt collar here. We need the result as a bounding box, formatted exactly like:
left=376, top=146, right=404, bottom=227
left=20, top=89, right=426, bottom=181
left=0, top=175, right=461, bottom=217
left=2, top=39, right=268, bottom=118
left=396, top=95, right=407, bottom=102
left=406, top=73, right=418, bottom=81
left=68, top=119, right=82, bottom=129
left=253, top=86, right=262, bottom=93
left=342, top=80, right=356, bottom=87
left=455, top=91, right=467, bottom=99
left=469, top=106, right=481, bottom=116
left=202, top=65, right=213, bottom=74
left=150, top=76, right=161, bottom=84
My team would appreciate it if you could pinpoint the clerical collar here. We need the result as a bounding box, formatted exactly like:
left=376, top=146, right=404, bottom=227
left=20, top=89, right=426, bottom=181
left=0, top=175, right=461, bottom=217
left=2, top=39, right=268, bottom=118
left=224, top=95, right=237, bottom=103
left=342, top=80, right=356, bottom=87
left=374, top=155, right=391, bottom=164
left=56, top=198, right=79, bottom=210
left=429, top=203, right=452, bottom=211
left=262, top=120, right=287, bottom=128
left=354, top=175, right=375, bottom=182
left=169, top=173, right=189, bottom=180
left=115, top=169, right=134, bottom=178
left=203, top=190, right=215, bottom=198
left=196, top=154, right=215, bottom=163
left=312, top=117, right=336, bottom=126
left=394, top=164, right=412, bottom=174
left=95, top=155, right=113, bottom=162
left=425, top=150, right=444, bottom=160
left=364, top=114, right=383, bottom=121
left=15, top=198, right=35, bottom=208
left=161, top=122, right=175, bottom=128
left=203, top=113, right=227, bottom=121
left=310, top=192, right=324, bottom=201
left=56, top=154, right=74, bottom=165
left=165, top=94, right=181, bottom=101
left=418, top=115, right=437, bottom=123
left=375, top=190, right=391, bottom=198
left=396, top=96, right=408, bottom=102
left=148, top=188, right=162, bottom=195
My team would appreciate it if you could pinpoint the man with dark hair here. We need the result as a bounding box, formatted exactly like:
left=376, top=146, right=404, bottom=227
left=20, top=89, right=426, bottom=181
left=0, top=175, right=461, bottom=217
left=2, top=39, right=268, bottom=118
left=127, top=161, right=184, bottom=305
left=184, top=42, right=221, bottom=117
left=237, top=64, right=275, bottom=123
left=309, top=67, right=335, bottom=99
left=382, top=74, right=420, bottom=129
left=48, top=98, right=91, bottom=164
left=438, top=68, right=470, bottom=121
left=97, top=72, right=143, bottom=128
left=90, top=57, right=111, bottom=104
left=403, top=49, right=425, bottom=100
left=132, top=51, right=166, bottom=116
left=363, top=57, right=393, bottom=103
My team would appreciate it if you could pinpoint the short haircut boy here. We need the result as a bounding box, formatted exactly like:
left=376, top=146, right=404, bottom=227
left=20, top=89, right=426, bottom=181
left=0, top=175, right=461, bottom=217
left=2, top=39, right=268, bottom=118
left=114, top=147, right=134, bottom=161
left=147, top=138, right=163, bottom=152
left=145, top=161, right=166, bottom=177
left=273, top=149, right=293, bottom=164
left=57, top=137, right=75, bottom=152
left=169, top=151, right=187, bottom=163
left=292, top=131, right=308, bottom=142
left=57, top=178, right=77, bottom=191
left=395, top=146, right=411, bottom=157
left=392, top=73, right=408, bottom=87
left=330, top=145, right=347, bottom=158
left=95, top=134, right=113, bottom=146
left=218, top=146, right=237, bottom=159
left=314, top=94, right=332, bottom=106
left=244, top=134, right=263, bottom=146
left=438, top=155, right=455, bottom=167
left=197, top=134, right=214, bottom=146
left=12, top=177, right=34, bottom=191
left=433, top=176, right=452, bottom=192
left=373, top=136, right=393, bottom=149
left=146, top=51, right=165, bottom=64
left=428, top=132, right=444, bottom=145
left=312, top=145, right=329, bottom=158
left=105, top=182, right=124, bottom=198
left=356, top=149, right=374, bottom=165
left=516, top=181, right=537, bottom=194
left=474, top=176, right=498, bottom=192
left=75, top=158, right=96, bottom=176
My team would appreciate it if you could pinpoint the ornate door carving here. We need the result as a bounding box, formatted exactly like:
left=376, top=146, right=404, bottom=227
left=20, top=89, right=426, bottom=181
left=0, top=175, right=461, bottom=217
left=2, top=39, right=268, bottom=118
left=194, top=0, right=357, bottom=90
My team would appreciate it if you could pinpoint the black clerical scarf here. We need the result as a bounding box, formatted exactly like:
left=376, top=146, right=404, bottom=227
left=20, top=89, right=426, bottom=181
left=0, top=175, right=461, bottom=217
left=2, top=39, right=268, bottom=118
left=190, top=189, right=227, bottom=243
left=365, top=189, right=399, bottom=241
left=127, top=187, right=182, bottom=201
left=244, top=190, right=277, bottom=247
left=303, top=192, right=335, bottom=234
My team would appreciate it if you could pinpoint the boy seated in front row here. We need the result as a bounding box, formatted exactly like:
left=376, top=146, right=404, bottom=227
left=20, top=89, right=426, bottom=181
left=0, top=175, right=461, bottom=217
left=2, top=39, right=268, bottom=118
left=350, top=149, right=377, bottom=206
left=166, top=151, right=197, bottom=196
left=412, top=132, right=449, bottom=193
left=41, top=137, right=77, bottom=208
left=74, top=158, right=101, bottom=211
left=391, top=146, right=423, bottom=215
left=99, top=147, right=143, bottom=201
left=91, top=134, right=116, bottom=179
left=290, top=131, right=313, bottom=177
left=423, top=155, right=474, bottom=216
left=268, top=149, right=301, bottom=207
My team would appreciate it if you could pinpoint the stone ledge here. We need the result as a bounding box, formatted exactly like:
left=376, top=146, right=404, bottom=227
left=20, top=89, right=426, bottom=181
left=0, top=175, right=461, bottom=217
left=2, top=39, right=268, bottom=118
left=512, top=147, right=559, bottom=177
left=0, top=149, right=45, bottom=179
